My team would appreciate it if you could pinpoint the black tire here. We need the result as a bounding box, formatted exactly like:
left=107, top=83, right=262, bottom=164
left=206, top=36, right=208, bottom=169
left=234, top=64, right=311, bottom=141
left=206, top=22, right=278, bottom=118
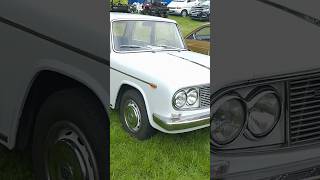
left=32, top=88, right=108, bottom=180
left=181, top=10, right=188, bottom=17
left=119, top=89, right=156, bottom=140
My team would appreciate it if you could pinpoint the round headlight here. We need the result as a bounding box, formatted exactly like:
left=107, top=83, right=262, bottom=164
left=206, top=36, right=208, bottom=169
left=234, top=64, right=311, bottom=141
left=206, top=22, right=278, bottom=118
left=187, top=88, right=199, bottom=105
left=247, top=92, right=280, bottom=137
left=211, top=98, right=245, bottom=145
left=174, top=90, right=187, bottom=108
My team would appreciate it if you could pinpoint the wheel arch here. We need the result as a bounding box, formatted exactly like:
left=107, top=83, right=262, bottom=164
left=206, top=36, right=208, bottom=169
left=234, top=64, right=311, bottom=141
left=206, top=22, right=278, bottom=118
left=181, top=9, right=188, bottom=15
left=15, top=69, right=109, bottom=150
left=114, top=82, right=149, bottom=112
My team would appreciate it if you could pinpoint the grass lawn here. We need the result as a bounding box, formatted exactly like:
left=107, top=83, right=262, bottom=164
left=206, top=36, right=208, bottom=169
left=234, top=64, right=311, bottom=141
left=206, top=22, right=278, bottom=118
left=0, top=146, right=33, bottom=179
left=0, top=15, right=209, bottom=180
left=110, top=16, right=210, bottom=180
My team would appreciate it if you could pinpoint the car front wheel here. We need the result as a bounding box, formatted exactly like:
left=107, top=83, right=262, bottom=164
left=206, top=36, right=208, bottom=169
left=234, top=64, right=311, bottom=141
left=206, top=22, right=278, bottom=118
left=32, top=88, right=107, bottom=180
left=181, top=10, right=188, bottom=17
left=119, top=89, right=156, bottom=140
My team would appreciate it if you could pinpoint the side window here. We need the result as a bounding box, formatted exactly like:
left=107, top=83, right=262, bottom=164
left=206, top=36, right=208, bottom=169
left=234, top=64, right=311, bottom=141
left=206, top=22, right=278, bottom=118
left=187, top=33, right=195, bottom=40
left=194, top=26, right=210, bottom=41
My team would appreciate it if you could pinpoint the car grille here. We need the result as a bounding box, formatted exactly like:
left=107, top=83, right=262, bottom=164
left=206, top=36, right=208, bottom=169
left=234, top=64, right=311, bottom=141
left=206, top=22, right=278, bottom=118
left=191, top=7, right=204, bottom=12
left=200, top=85, right=210, bottom=108
left=288, top=75, right=320, bottom=145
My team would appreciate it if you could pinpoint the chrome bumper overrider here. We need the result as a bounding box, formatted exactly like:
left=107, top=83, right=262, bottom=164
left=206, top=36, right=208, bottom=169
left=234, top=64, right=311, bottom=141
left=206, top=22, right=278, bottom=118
left=153, top=112, right=210, bottom=131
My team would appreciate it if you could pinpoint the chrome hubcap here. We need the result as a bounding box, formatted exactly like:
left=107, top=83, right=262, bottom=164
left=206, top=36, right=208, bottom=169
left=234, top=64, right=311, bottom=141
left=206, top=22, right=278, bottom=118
left=124, top=100, right=141, bottom=132
left=46, top=124, right=98, bottom=180
left=182, top=11, right=187, bottom=17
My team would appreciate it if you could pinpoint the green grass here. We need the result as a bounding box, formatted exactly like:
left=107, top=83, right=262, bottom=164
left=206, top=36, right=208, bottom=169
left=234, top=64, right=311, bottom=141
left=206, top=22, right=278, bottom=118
left=110, top=112, right=209, bottom=180
left=0, top=146, right=33, bottom=179
left=0, top=16, right=209, bottom=180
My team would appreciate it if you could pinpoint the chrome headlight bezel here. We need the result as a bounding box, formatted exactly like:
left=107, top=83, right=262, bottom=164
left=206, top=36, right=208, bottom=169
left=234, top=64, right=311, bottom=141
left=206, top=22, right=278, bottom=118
left=211, top=85, right=284, bottom=149
left=246, top=88, right=282, bottom=138
left=173, top=87, right=200, bottom=110
left=211, top=94, right=246, bottom=146
left=186, top=88, right=199, bottom=105
left=173, top=90, right=187, bottom=109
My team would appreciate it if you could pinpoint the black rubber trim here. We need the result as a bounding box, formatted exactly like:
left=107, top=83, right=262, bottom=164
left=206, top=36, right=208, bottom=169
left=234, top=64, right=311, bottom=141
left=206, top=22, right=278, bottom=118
left=110, top=67, right=156, bottom=86
left=257, top=0, right=320, bottom=28
left=0, top=133, right=8, bottom=143
left=0, top=16, right=109, bottom=66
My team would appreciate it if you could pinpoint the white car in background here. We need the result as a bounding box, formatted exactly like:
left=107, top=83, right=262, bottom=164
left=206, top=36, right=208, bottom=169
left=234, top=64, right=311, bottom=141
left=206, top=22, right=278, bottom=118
left=167, top=0, right=202, bottom=17
left=110, top=13, right=210, bottom=140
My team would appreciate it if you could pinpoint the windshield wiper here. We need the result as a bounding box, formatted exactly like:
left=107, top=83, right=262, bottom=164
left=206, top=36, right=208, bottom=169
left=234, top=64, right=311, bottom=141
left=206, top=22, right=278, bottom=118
left=119, top=45, right=153, bottom=50
left=120, top=45, right=144, bottom=49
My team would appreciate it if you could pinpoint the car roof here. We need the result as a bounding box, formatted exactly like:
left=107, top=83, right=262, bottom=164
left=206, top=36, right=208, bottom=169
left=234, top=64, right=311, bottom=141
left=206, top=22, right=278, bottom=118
left=110, top=12, right=176, bottom=23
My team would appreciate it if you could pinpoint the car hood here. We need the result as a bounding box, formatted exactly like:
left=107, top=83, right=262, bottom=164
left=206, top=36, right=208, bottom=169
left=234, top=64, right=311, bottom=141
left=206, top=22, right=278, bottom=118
left=111, top=50, right=210, bottom=90
left=168, top=2, right=183, bottom=7
left=212, top=0, right=320, bottom=94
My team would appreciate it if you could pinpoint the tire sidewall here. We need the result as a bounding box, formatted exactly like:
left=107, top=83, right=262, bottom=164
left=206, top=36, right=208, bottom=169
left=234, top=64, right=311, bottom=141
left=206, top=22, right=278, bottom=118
left=32, top=89, right=107, bottom=180
left=181, top=10, right=188, bottom=17
left=119, top=89, right=155, bottom=140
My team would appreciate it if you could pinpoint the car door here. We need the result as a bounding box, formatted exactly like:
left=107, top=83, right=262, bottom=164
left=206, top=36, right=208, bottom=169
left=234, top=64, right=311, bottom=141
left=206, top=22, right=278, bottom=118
left=185, top=25, right=210, bottom=55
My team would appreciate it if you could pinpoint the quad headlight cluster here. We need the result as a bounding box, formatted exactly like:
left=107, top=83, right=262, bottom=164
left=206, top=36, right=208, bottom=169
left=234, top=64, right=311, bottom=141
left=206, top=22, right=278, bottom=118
left=173, top=87, right=200, bottom=110
left=211, top=87, right=282, bottom=146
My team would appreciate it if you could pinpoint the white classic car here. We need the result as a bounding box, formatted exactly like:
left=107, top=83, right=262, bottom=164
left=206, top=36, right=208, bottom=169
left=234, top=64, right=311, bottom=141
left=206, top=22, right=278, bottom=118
left=110, top=12, right=210, bottom=139
left=167, top=0, right=202, bottom=17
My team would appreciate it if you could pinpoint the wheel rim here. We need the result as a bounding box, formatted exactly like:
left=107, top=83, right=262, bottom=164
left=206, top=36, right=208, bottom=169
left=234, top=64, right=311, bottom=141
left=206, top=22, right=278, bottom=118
left=124, top=100, right=141, bottom=132
left=182, top=11, right=187, bottom=17
left=45, top=123, right=98, bottom=180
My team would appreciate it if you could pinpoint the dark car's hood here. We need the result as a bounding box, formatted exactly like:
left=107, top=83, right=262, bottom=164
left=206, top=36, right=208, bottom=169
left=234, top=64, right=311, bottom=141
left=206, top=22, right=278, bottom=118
left=212, top=0, right=320, bottom=94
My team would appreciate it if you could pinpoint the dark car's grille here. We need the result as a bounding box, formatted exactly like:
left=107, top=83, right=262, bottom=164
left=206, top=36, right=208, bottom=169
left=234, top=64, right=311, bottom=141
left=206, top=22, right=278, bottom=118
left=200, top=85, right=210, bottom=108
left=289, top=75, right=320, bottom=145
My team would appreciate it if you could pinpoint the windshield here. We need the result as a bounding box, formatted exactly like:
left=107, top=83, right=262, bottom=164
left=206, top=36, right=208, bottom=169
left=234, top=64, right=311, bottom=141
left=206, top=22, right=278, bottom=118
left=201, top=1, right=210, bottom=6
left=112, top=20, right=186, bottom=52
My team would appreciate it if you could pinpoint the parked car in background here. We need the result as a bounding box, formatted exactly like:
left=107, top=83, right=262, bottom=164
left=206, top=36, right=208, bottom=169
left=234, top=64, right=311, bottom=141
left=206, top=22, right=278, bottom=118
left=110, top=13, right=210, bottom=140
left=190, top=0, right=210, bottom=21
left=141, top=0, right=169, bottom=17
left=130, top=2, right=144, bottom=14
left=185, top=23, right=210, bottom=55
left=167, top=0, right=202, bottom=17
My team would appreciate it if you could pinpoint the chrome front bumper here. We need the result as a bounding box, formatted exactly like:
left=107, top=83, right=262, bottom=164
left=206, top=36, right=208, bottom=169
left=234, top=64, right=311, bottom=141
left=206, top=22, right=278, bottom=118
left=153, top=112, right=210, bottom=131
